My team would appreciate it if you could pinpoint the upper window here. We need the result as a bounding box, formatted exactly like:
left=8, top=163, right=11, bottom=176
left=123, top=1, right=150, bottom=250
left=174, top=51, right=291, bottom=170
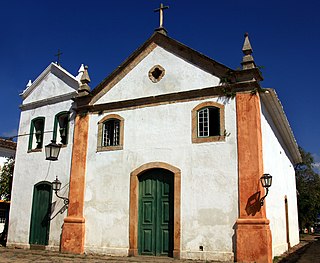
left=192, top=101, right=225, bottom=143
left=28, top=117, right=45, bottom=151
left=97, top=114, right=124, bottom=151
left=53, top=112, right=69, bottom=145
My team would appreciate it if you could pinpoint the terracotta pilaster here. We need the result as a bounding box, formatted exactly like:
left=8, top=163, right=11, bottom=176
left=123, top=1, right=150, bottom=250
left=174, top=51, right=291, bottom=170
left=236, top=93, right=272, bottom=263
left=61, top=114, right=89, bottom=254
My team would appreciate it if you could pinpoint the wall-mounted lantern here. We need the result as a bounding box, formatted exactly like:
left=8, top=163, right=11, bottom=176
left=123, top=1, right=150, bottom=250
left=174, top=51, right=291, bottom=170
left=44, top=140, right=69, bottom=219
left=260, top=173, right=272, bottom=206
left=52, top=176, right=69, bottom=206
left=45, top=140, right=61, bottom=161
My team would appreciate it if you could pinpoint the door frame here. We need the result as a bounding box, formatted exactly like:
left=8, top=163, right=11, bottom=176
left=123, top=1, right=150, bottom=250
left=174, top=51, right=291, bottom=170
left=129, top=162, right=181, bottom=259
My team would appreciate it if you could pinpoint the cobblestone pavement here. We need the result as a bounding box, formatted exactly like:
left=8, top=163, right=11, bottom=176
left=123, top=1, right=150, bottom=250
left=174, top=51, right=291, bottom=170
left=2, top=236, right=320, bottom=263
left=0, top=247, right=224, bottom=263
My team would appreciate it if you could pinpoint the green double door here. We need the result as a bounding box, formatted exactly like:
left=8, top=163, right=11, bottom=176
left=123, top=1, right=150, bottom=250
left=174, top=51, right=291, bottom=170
left=138, top=169, right=174, bottom=257
left=29, top=182, right=52, bottom=246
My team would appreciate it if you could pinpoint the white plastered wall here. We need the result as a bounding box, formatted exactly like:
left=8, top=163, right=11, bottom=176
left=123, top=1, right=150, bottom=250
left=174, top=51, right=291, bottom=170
left=95, top=46, right=221, bottom=104
left=84, top=97, right=238, bottom=261
left=7, top=101, right=75, bottom=250
left=260, top=102, right=299, bottom=257
left=23, top=73, right=77, bottom=105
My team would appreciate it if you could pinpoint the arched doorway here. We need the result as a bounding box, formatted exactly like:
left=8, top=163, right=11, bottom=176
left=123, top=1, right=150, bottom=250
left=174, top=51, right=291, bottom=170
left=29, top=181, right=52, bottom=246
left=129, top=162, right=181, bottom=259
left=138, top=168, right=174, bottom=256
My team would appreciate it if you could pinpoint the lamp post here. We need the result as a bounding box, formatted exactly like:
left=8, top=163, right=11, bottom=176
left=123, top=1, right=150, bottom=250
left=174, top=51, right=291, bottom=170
left=260, top=173, right=272, bottom=206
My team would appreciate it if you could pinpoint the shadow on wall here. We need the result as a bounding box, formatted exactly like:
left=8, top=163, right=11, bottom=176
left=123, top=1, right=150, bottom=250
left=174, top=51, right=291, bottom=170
left=245, top=191, right=262, bottom=216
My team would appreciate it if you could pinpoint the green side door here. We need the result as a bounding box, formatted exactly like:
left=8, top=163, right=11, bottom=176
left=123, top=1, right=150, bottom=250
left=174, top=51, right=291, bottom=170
left=138, top=169, right=174, bottom=256
left=29, top=182, right=52, bottom=245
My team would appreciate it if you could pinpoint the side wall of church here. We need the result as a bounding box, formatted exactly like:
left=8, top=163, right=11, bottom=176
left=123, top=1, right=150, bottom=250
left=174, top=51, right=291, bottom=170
left=7, top=100, right=75, bottom=250
left=260, top=101, right=300, bottom=257
left=83, top=97, right=238, bottom=261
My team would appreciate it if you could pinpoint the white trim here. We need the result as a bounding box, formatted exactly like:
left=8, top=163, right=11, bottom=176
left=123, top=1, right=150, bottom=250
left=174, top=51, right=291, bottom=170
left=260, top=89, right=301, bottom=164
left=21, top=63, right=79, bottom=99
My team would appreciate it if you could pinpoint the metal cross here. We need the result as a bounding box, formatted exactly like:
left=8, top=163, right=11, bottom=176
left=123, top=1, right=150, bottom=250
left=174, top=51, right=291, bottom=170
left=154, top=3, right=169, bottom=28
left=55, top=49, right=63, bottom=65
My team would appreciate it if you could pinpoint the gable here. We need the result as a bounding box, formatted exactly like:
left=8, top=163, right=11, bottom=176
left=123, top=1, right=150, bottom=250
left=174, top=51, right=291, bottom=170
left=90, top=32, right=232, bottom=106
left=94, top=46, right=221, bottom=105
left=22, top=63, right=79, bottom=106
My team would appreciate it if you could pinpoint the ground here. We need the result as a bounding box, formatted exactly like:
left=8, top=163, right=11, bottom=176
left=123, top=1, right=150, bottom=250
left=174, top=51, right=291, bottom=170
left=0, top=235, right=319, bottom=262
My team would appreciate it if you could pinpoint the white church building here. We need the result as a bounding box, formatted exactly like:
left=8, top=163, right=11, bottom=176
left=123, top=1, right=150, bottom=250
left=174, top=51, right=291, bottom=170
left=7, top=27, right=301, bottom=263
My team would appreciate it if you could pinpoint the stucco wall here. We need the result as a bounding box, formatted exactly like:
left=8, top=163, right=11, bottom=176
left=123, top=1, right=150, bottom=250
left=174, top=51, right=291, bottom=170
left=260, top=101, right=300, bottom=257
left=95, top=46, right=221, bottom=105
left=84, top=97, right=238, bottom=261
left=23, top=67, right=77, bottom=105
left=7, top=99, right=75, bottom=249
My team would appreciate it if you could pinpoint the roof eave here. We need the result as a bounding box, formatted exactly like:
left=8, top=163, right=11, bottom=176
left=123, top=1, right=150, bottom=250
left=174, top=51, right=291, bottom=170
left=260, top=89, right=302, bottom=164
left=90, top=32, right=233, bottom=103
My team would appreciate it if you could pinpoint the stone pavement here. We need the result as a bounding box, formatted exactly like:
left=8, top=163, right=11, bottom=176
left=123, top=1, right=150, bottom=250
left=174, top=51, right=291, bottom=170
left=1, top=236, right=320, bottom=263
left=0, top=247, right=225, bottom=263
left=276, top=234, right=320, bottom=263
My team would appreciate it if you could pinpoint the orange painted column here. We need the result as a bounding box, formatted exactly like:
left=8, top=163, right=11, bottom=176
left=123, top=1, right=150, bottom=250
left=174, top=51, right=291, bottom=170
left=236, top=93, right=272, bottom=263
left=61, top=114, right=89, bottom=254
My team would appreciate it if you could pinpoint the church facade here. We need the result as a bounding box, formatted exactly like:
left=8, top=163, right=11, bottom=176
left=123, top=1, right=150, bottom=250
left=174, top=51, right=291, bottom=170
left=7, top=31, right=301, bottom=263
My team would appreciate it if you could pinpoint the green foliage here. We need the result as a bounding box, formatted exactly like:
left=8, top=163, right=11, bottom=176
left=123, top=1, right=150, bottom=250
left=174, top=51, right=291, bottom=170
left=295, top=147, right=320, bottom=228
left=0, top=158, right=14, bottom=201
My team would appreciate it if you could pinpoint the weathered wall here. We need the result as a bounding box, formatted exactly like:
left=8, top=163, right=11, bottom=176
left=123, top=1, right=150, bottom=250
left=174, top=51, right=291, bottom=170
left=260, top=101, right=300, bottom=257
left=95, top=46, right=221, bottom=104
left=23, top=65, right=78, bottom=105
left=84, top=97, right=238, bottom=261
left=7, top=78, right=75, bottom=250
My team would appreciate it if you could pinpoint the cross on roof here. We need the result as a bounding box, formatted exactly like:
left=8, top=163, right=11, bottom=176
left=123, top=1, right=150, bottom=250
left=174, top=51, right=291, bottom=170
left=154, top=3, right=169, bottom=29
left=55, top=49, right=63, bottom=65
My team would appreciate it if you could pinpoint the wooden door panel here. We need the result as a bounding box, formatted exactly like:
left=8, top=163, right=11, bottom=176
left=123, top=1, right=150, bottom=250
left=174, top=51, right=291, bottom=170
left=141, top=229, right=153, bottom=253
left=138, top=169, right=173, bottom=256
left=142, top=201, right=153, bottom=223
left=29, top=182, right=52, bottom=245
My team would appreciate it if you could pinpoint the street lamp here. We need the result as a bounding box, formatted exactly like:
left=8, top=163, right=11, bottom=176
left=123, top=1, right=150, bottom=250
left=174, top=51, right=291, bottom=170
left=260, top=173, right=272, bottom=206
left=44, top=140, right=69, bottom=219
left=52, top=176, right=69, bottom=206
left=45, top=140, right=61, bottom=161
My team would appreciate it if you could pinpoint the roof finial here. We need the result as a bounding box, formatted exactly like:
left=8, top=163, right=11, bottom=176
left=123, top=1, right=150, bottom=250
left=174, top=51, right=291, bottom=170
left=241, top=33, right=256, bottom=70
left=76, top=64, right=85, bottom=81
left=154, top=3, right=169, bottom=35
left=26, top=80, right=32, bottom=88
left=55, top=49, right=63, bottom=66
left=78, top=65, right=91, bottom=96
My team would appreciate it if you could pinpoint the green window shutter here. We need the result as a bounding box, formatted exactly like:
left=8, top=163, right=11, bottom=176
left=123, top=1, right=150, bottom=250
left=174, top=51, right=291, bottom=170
left=28, top=117, right=45, bottom=150
left=53, top=112, right=69, bottom=145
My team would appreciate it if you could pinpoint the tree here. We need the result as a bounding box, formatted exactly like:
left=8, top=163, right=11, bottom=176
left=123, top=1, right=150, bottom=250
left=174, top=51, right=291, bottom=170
left=0, top=158, right=14, bottom=201
left=295, top=147, right=320, bottom=229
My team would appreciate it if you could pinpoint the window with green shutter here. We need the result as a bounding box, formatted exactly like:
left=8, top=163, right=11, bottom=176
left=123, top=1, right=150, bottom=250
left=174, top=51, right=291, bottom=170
left=53, top=112, right=69, bottom=145
left=28, top=117, right=45, bottom=151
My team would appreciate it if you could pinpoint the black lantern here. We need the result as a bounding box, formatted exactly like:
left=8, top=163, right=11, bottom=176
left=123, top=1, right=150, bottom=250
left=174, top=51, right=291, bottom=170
left=260, top=173, right=272, bottom=206
left=45, top=140, right=61, bottom=161
left=49, top=176, right=69, bottom=220
left=52, top=176, right=62, bottom=193
left=51, top=176, right=68, bottom=204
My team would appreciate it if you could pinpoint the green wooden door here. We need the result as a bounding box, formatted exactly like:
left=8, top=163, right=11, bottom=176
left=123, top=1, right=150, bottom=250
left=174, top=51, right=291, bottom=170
left=29, top=182, right=52, bottom=245
left=138, top=169, right=174, bottom=256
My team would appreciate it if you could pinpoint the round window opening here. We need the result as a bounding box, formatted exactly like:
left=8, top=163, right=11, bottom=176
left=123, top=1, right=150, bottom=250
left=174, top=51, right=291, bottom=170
left=148, top=65, right=165, bottom=83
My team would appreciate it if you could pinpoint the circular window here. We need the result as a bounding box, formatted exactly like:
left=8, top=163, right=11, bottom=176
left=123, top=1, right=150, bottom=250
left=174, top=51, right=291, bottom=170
left=148, top=65, right=165, bottom=83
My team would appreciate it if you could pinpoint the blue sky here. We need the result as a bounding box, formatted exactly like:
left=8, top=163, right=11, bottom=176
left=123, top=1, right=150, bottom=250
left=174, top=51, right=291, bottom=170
left=1, top=1, right=319, bottom=166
